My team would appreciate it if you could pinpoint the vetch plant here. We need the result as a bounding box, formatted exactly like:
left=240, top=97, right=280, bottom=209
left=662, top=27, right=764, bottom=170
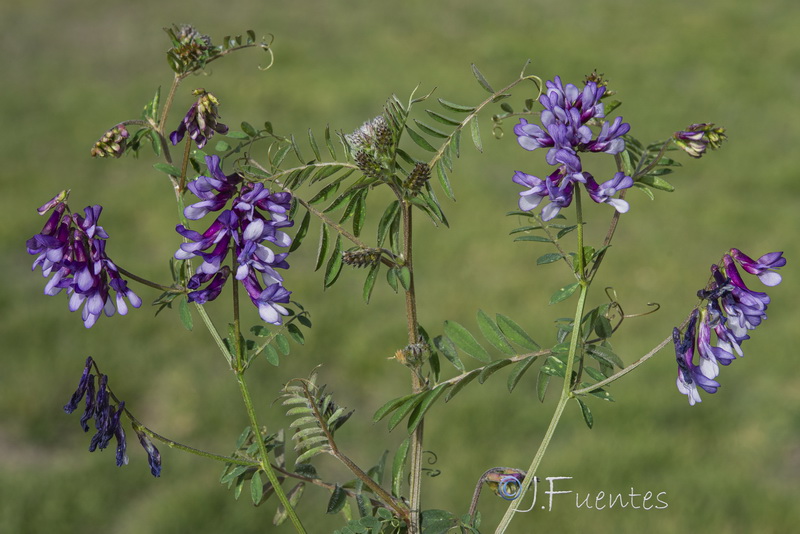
left=24, top=25, right=786, bottom=534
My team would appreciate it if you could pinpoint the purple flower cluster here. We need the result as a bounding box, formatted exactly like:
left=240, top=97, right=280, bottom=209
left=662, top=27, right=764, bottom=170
left=175, top=155, right=294, bottom=324
left=64, top=356, right=161, bottom=476
left=26, top=192, right=142, bottom=328
left=513, top=76, right=632, bottom=220
left=674, top=249, right=786, bottom=405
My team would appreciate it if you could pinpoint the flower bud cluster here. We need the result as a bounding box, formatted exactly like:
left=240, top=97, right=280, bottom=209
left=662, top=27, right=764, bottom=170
left=174, top=155, right=294, bottom=325
left=674, top=249, right=786, bottom=405
left=26, top=192, right=142, bottom=328
left=90, top=124, right=129, bottom=158
left=165, top=24, right=216, bottom=74
left=673, top=123, right=727, bottom=159
left=403, top=162, right=431, bottom=196
left=346, top=115, right=394, bottom=179
left=342, top=247, right=383, bottom=268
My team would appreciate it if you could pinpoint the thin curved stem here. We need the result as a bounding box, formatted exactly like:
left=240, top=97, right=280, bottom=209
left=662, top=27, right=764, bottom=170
left=495, top=189, right=589, bottom=533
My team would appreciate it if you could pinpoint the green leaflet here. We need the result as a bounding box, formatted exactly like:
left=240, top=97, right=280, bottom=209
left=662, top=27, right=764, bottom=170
left=476, top=309, right=515, bottom=355
left=443, top=320, right=491, bottom=363
left=496, top=314, right=540, bottom=351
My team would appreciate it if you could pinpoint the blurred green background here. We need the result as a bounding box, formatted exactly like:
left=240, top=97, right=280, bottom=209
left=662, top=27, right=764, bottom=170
left=2, top=1, right=798, bottom=532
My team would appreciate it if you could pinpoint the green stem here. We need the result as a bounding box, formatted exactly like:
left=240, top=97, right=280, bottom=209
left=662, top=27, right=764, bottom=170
left=236, top=372, right=307, bottom=533
left=494, top=189, right=589, bottom=533
left=194, top=302, right=233, bottom=368
left=402, top=198, right=424, bottom=534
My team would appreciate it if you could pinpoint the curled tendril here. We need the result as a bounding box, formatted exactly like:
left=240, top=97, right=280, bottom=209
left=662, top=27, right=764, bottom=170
left=467, top=467, right=529, bottom=524
left=497, top=475, right=523, bottom=501
left=421, top=450, right=441, bottom=477
left=257, top=35, right=275, bottom=71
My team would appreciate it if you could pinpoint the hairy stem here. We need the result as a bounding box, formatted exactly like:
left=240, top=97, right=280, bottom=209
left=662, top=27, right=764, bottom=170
left=402, top=199, right=425, bottom=534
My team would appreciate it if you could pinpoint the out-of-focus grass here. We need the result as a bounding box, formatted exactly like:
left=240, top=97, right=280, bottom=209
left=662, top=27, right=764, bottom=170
left=2, top=1, right=798, bottom=533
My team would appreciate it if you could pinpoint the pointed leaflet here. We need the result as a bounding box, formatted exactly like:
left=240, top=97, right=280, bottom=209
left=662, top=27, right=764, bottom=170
left=471, top=63, right=495, bottom=93
left=324, top=124, right=337, bottom=159
left=250, top=470, right=263, bottom=506
left=478, top=359, right=513, bottom=384
left=426, top=109, right=461, bottom=127
left=315, top=224, right=329, bottom=271
left=536, top=368, right=551, bottom=402
left=373, top=393, right=417, bottom=423
left=289, top=209, right=311, bottom=253
left=576, top=398, right=593, bottom=429
left=469, top=117, right=483, bottom=153
left=433, top=334, right=464, bottom=372
left=326, top=484, right=347, bottom=514
left=387, top=392, right=428, bottom=431
left=443, top=320, right=491, bottom=363
left=362, top=262, right=380, bottom=304
left=507, top=355, right=538, bottom=393
left=406, top=125, right=437, bottom=152
left=307, top=128, right=322, bottom=161
left=406, top=384, right=451, bottom=433
left=549, top=282, right=580, bottom=305
left=324, top=235, right=344, bottom=288
left=437, top=98, right=476, bottom=113
left=496, top=314, right=540, bottom=350
left=377, top=201, right=401, bottom=247
left=444, top=369, right=480, bottom=402
left=476, top=310, right=515, bottom=355
left=392, top=438, right=411, bottom=497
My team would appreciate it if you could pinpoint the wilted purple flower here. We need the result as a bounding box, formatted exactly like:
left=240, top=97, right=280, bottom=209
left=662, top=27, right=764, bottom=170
left=175, top=157, right=294, bottom=324
left=27, top=196, right=142, bottom=328
left=675, top=249, right=785, bottom=405
left=64, top=360, right=127, bottom=467
left=513, top=76, right=632, bottom=219
left=65, top=358, right=160, bottom=475
left=134, top=427, right=162, bottom=478
left=169, top=89, right=228, bottom=149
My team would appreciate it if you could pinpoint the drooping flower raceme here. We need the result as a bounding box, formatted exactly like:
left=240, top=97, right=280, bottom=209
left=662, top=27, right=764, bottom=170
left=175, top=155, right=294, bottom=324
left=512, top=76, right=633, bottom=220
left=673, top=249, right=786, bottom=405
left=64, top=356, right=161, bottom=476
left=26, top=191, right=142, bottom=328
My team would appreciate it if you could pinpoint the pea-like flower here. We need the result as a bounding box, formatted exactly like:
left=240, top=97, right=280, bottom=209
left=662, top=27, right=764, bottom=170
left=674, top=310, right=720, bottom=406
left=512, top=76, right=632, bottom=219
left=175, top=156, right=294, bottom=324
left=26, top=193, right=141, bottom=328
left=674, top=249, right=785, bottom=405
left=169, top=89, right=228, bottom=150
